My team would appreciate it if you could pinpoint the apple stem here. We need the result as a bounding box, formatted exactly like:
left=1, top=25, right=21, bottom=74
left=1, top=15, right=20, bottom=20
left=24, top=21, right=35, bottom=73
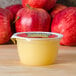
left=12, top=16, right=20, bottom=24
left=26, top=4, right=33, bottom=9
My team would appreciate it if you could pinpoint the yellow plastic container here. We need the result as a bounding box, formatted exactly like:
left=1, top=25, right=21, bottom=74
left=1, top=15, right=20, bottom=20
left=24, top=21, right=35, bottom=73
left=11, top=32, right=63, bottom=66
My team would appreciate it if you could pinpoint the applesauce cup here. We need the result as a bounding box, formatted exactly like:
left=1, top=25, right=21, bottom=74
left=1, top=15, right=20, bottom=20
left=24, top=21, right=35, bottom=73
left=11, top=32, right=63, bottom=66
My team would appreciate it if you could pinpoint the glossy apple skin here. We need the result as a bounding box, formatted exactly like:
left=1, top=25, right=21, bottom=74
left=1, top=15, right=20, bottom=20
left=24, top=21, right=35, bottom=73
left=51, top=4, right=67, bottom=18
left=22, top=0, right=57, bottom=10
left=43, top=0, right=57, bottom=11
left=6, top=4, right=23, bottom=19
left=0, top=8, right=13, bottom=21
left=6, top=4, right=23, bottom=33
left=0, top=8, right=12, bottom=44
left=15, top=7, right=51, bottom=32
left=51, top=7, right=76, bottom=46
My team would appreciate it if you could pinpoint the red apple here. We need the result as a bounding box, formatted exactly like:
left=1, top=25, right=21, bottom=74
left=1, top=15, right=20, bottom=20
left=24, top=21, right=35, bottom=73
left=43, top=0, right=57, bottom=11
left=51, top=4, right=67, bottom=18
left=15, top=5, right=51, bottom=32
left=0, top=8, right=13, bottom=21
left=0, top=8, right=15, bottom=33
left=51, top=7, right=76, bottom=46
left=6, top=4, right=23, bottom=33
left=0, top=8, right=12, bottom=44
left=6, top=4, right=23, bottom=19
left=22, top=0, right=57, bottom=10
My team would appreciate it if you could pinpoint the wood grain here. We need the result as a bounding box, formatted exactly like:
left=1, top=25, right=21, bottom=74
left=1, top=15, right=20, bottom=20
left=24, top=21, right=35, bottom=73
left=0, top=45, right=76, bottom=76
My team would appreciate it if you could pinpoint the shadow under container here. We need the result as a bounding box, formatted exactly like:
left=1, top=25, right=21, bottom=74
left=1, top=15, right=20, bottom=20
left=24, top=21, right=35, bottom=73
left=11, top=32, right=63, bottom=66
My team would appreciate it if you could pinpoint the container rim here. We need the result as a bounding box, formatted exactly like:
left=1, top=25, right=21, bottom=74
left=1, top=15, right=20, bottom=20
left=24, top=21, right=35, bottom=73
left=11, top=32, right=63, bottom=40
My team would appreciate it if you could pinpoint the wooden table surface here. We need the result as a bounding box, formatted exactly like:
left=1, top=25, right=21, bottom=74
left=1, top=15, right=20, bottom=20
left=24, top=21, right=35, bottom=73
left=0, top=45, right=76, bottom=76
